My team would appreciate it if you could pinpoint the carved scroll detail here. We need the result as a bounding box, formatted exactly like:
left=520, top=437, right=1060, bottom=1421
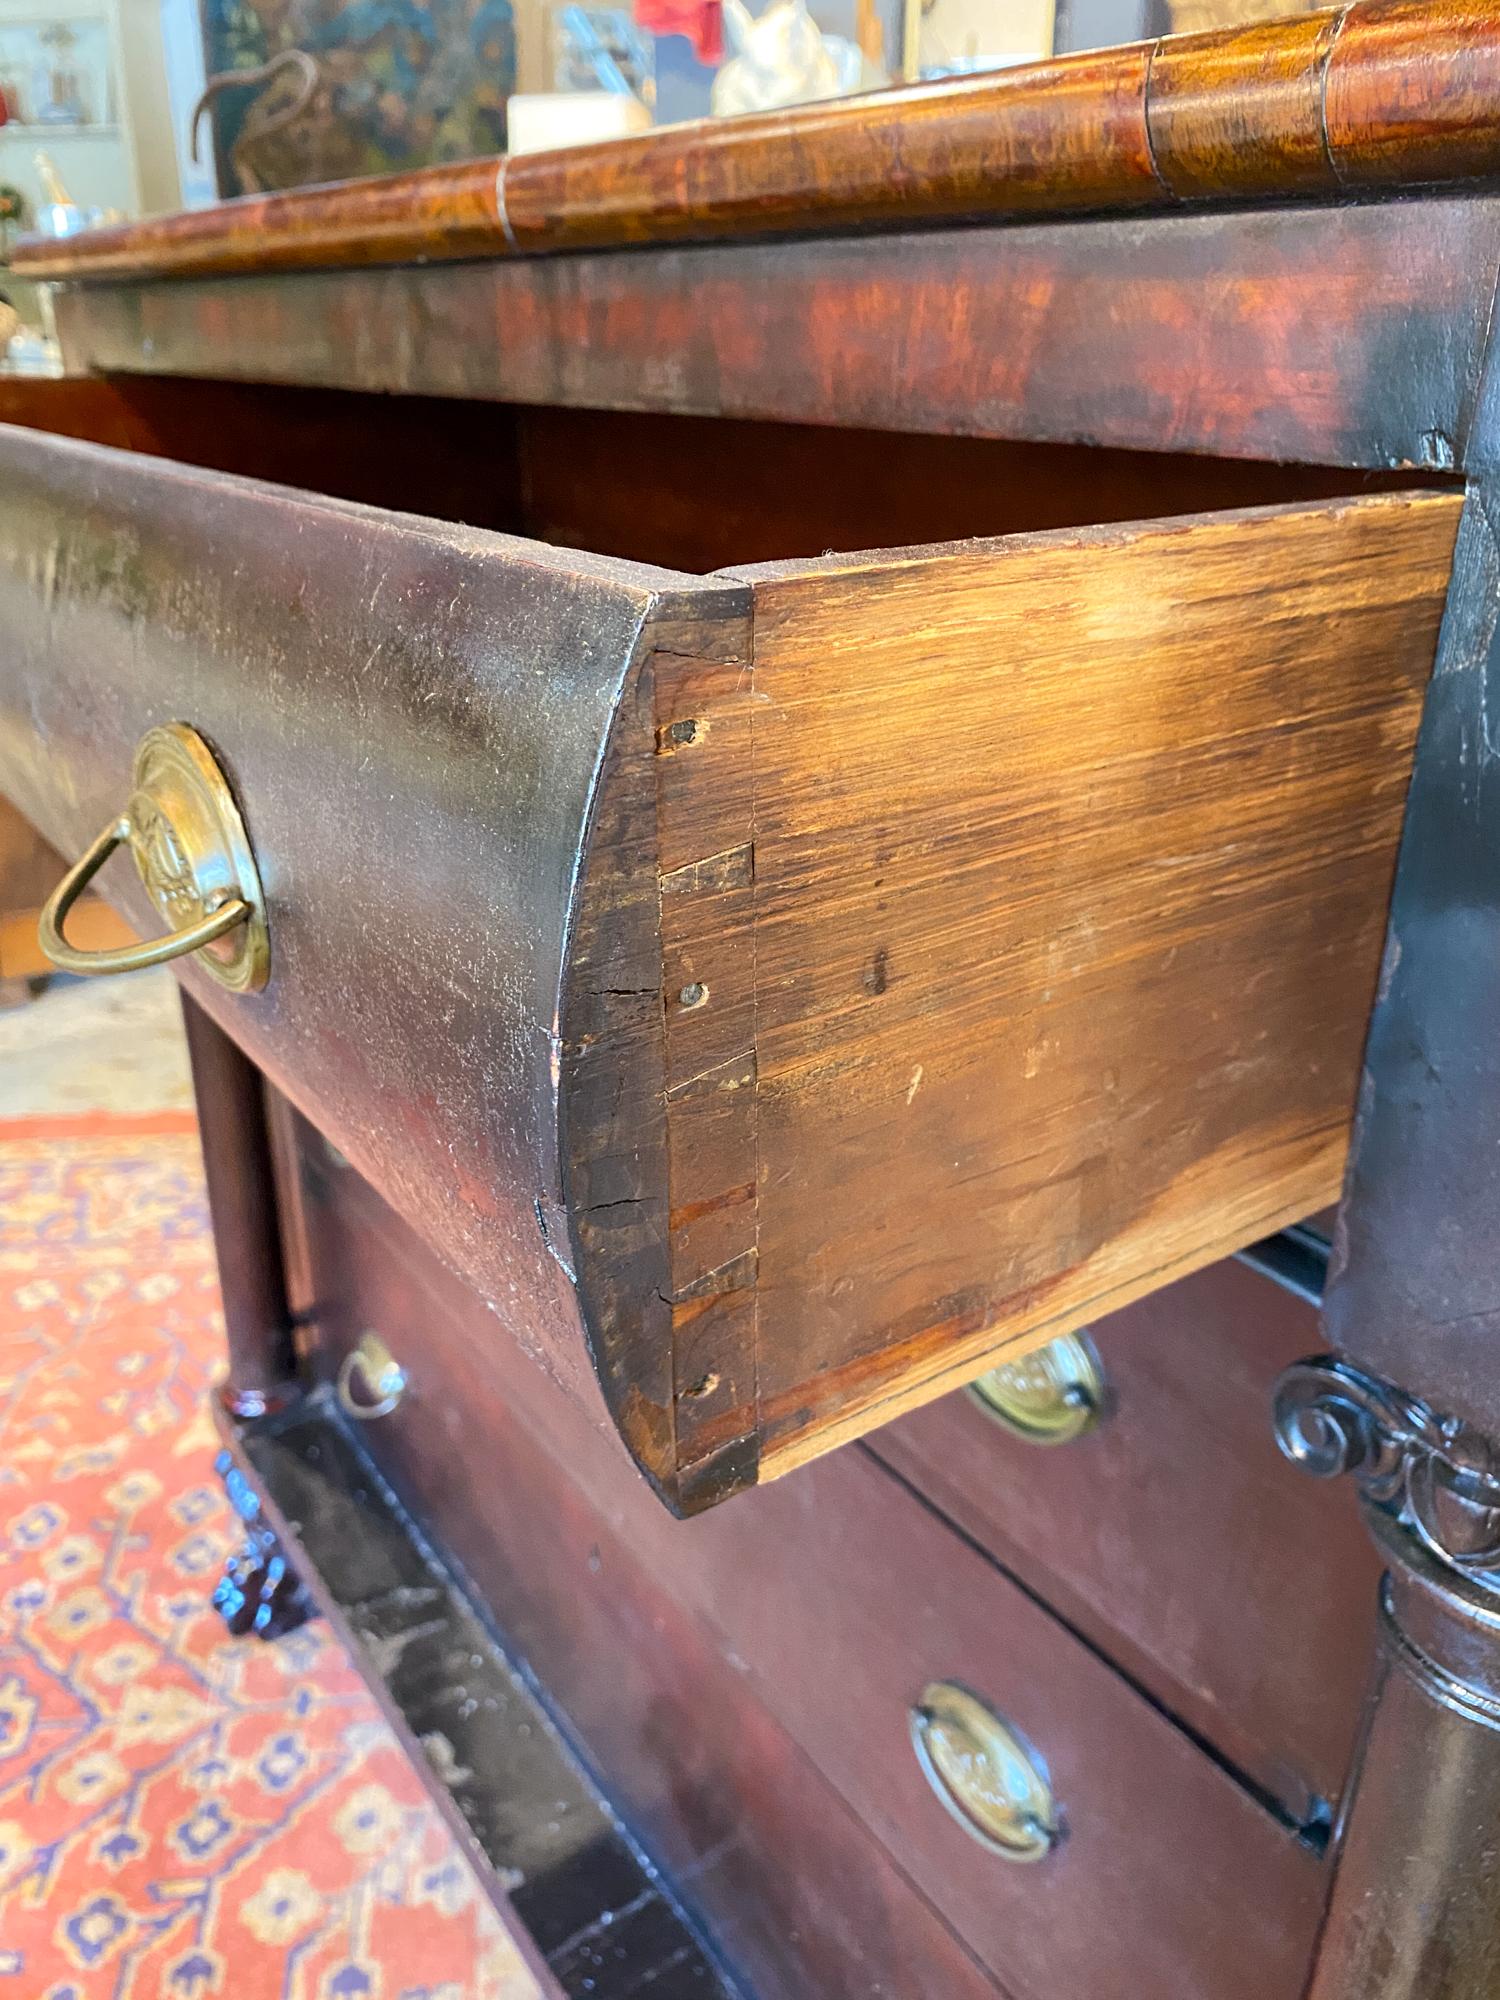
left=1274, top=1356, right=1500, bottom=1580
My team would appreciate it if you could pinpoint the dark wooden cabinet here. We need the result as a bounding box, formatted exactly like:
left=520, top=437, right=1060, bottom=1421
left=8, top=5, right=1500, bottom=1992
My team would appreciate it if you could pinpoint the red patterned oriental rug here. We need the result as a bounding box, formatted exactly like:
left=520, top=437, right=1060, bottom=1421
left=0, top=1108, right=537, bottom=2000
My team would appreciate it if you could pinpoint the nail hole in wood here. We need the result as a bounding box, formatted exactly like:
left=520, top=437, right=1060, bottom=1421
left=657, top=717, right=703, bottom=753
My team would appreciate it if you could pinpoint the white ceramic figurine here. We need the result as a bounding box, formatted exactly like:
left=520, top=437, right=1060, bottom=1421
left=711, top=0, right=861, bottom=116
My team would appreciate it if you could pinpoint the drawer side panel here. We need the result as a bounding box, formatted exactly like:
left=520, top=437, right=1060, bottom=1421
left=723, top=489, right=1461, bottom=1472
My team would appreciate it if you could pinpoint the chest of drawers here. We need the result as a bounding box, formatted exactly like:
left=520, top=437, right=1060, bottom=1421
left=9, top=4, right=1500, bottom=1992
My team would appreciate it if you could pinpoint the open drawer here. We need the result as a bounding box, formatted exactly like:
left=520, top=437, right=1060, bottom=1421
left=0, top=402, right=1459, bottom=1511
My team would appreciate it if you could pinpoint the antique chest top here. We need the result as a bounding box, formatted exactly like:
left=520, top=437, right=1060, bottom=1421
left=12, top=0, right=1500, bottom=286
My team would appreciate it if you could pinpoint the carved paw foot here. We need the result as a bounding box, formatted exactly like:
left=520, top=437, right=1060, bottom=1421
left=213, top=1449, right=315, bottom=1641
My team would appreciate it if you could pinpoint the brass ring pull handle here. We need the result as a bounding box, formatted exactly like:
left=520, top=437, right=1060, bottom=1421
left=337, top=1333, right=408, bottom=1421
left=967, top=1328, right=1106, bottom=1447
left=911, top=1681, right=1060, bottom=1863
left=36, top=723, right=269, bottom=993
left=40, top=816, right=250, bottom=975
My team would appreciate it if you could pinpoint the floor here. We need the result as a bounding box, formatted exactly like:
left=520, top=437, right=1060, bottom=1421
left=0, top=969, right=540, bottom=1999
left=0, top=971, right=195, bottom=1122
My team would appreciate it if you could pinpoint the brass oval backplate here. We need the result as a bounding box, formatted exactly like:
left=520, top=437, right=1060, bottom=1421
left=910, top=1681, right=1059, bottom=1862
left=967, top=1328, right=1105, bottom=1446
left=127, top=723, right=269, bottom=992
left=38, top=722, right=269, bottom=991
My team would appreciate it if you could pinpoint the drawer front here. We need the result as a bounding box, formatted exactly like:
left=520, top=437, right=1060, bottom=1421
left=676, top=1441, right=1327, bottom=2000
left=280, top=1109, right=1326, bottom=2000
left=0, top=423, right=734, bottom=1428
left=869, top=1253, right=1380, bottom=1821
left=0, top=413, right=1459, bottom=1513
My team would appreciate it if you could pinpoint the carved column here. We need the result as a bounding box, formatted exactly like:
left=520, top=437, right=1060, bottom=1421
left=1275, top=1358, right=1500, bottom=1999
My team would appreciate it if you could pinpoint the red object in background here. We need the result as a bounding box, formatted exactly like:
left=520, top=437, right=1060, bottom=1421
left=634, top=0, right=724, bottom=65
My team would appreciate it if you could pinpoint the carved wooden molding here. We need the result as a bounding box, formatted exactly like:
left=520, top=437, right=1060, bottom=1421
left=1275, top=1354, right=1500, bottom=1581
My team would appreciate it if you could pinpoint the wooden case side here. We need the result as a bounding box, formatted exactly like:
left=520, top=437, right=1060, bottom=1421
left=561, top=595, right=759, bottom=1514
left=722, top=489, right=1463, bottom=1478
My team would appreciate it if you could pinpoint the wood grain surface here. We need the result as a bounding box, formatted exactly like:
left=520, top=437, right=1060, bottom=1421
left=0, top=412, right=1459, bottom=1508
left=0, top=371, right=533, bottom=529
left=514, top=408, right=1444, bottom=570
left=718, top=491, right=1459, bottom=1474
left=48, top=193, right=1500, bottom=476
left=273, top=1122, right=1016, bottom=2000
left=16, top=0, right=1500, bottom=284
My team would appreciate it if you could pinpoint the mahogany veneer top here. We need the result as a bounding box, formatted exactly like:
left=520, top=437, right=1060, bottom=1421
left=14, top=0, right=1500, bottom=285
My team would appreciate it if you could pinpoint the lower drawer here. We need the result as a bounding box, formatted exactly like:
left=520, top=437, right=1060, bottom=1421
left=276, top=1099, right=1327, bottom=2000
left=868, top=1252, right=1379, bottom=1821
left=406, top=1356, right=1016, bottom=2000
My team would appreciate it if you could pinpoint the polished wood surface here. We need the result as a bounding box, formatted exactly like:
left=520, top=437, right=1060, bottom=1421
left=0, top=372, right=530, bottom=526
left=0, top=422, right=735, bottom=1445
left=257, top=1121, right=1013, bottom=2000
left=1304, top=1519, right=1500, bottom=2000
left=49, top=195, right=1500, bottom=476
left=871, top=1256, right=1379, bottom=1822
left=6, top=11, right=1500, bottom=1984
left=1326, top=341, right=1500, bottom=1443
left=16, top=0, right=1500, bottom=285
left=179, top=996, right=297, bottom=1417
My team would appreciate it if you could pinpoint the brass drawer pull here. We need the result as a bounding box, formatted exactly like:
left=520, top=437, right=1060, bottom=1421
left=911, top=1681, right=1059, bottom=1862
left=337, top=1332, right=408, bottom=1421
left=968, top=1329, right=1105, bottom=1446
left=38, top=722, right=269, bottom=992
